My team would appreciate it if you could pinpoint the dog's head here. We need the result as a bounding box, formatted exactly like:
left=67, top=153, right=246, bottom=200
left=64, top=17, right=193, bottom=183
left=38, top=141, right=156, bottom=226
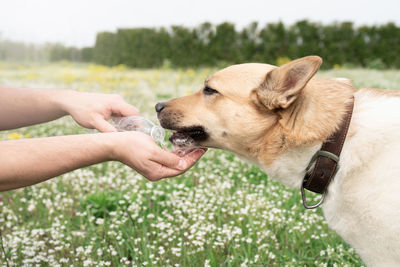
left=156, top=56, right=323, bottom=160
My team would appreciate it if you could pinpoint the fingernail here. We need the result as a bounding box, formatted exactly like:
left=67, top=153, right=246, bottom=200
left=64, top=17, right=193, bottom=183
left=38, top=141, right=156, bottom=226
left=178, top=159, right=186, bottom=170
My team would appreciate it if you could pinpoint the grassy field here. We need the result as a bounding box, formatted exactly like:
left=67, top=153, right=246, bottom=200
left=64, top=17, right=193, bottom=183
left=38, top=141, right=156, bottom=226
left=1, top=62, right=400, bottom=267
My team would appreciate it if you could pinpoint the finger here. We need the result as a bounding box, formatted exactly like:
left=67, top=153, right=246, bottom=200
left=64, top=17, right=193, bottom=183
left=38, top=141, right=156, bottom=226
left=154, top=163, right=187, bottom=179
left=150, top=147, right=182, bottom=169
left=158, top=167, right=183, bottom=179
left=153, top=148, right=207, bottom=171
left=143, top=161, right=180, bottom=181
left=93, top=117, right=118, bottom=132
left=180, top=148, right=208, bottom=169
left=112, top=102, right=140, bottom=117
left=172, top=148, right=196, bottom=157
left=155, top=149, right=206, bottom=178
left=147, top=148, right=208, bottom=180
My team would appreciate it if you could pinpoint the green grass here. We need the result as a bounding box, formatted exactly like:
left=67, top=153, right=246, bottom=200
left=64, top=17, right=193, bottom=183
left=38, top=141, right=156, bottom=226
left=2, top=62, right=398, bottom=266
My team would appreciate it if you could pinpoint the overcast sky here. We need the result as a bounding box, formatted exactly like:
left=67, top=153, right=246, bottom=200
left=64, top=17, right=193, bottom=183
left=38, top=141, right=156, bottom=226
left=1, top=0, right=399, bottom=47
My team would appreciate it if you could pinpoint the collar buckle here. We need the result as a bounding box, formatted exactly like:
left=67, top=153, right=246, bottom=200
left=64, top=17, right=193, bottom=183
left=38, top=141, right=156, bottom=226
left=305, top=150, right=340, bottom=173
left=301, top=150, right=340, bottom=209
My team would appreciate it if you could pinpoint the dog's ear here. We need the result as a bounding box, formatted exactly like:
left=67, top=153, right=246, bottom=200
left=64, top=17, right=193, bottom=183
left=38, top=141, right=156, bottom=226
left=256, top=56, right=322, bottom=110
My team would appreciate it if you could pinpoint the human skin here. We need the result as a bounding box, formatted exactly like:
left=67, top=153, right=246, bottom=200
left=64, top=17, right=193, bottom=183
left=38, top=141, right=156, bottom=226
left=0, top=87, right=206, bottom=191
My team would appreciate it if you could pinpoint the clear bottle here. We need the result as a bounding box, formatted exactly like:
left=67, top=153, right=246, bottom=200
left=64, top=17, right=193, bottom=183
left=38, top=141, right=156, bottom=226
left=110, top=116, right=165, bottom=145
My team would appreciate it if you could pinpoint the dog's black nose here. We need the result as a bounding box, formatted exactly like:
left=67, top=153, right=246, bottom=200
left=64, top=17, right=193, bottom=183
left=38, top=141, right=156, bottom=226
left=155, top=102, right=166, bottom=113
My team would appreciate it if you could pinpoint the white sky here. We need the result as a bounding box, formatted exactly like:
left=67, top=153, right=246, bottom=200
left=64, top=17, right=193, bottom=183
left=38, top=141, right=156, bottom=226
left=1, top=0, right=399, bottom=47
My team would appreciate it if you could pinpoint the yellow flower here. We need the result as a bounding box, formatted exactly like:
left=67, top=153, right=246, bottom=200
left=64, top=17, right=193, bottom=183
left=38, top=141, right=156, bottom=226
left=112, top=64, right=127, bottom=71
left=58, top=72, right=76, bottom=84
left=276, top=56, right=291, bottom=66
left=25, top=72, right=39, bottom=79
left=333, top=64, right=341, bottom=69
left=7, top=133, right=23, bottom=140
left=185, top=88, right=192, bottom=95
left=186, top=69, right=195, bottom=77
left=88, top=64, right=109, bottom=72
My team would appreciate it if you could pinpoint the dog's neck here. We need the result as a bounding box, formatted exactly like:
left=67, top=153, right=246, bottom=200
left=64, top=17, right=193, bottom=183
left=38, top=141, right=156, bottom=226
left=255, top=78, right=356, bottom=188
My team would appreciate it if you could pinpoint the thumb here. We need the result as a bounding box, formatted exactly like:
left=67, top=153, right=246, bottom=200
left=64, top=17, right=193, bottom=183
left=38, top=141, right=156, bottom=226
left=150, top=148, right=185, bottom=169
left=113, top=102, right=140, bottom=117
left=183, top=148, right=208, bottom=164
left=93, top=117, right=118, bottom=132
left=179, top=148, right=207, bottom=169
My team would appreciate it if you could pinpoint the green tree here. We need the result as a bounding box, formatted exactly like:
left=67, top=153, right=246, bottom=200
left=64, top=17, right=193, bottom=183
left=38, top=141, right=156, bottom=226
left=208, top=22, right=239, bottom=65
left=93, top=32, right=119, bottom=66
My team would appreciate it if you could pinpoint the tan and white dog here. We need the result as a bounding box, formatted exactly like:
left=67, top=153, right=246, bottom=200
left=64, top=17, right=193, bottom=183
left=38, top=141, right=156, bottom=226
left=155, top=56, right=400, bottom=266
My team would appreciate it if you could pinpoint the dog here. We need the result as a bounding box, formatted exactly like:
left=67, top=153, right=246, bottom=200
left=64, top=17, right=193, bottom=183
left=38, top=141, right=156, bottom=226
left=155, top=56, right=400, bottom=266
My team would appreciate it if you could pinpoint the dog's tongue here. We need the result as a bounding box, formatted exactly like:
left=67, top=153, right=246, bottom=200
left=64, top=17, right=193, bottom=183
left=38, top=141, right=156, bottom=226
left=169, top=131, right=206, bottom=156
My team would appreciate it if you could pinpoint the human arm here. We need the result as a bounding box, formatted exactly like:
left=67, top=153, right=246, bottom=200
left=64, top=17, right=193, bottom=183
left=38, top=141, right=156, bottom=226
left=0, top=131, right=206, bottom=191
left=0, top=86, right=138, bottom=132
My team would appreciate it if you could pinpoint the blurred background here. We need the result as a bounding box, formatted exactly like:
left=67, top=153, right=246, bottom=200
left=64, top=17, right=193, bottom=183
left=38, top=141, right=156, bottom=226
left=1, top=0, right=400, bottom=69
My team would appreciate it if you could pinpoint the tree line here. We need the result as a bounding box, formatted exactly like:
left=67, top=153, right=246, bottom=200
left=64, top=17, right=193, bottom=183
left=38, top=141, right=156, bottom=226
left=0, top=40, right=89, bottom=63
left=1, top=20, right=400, bottom=69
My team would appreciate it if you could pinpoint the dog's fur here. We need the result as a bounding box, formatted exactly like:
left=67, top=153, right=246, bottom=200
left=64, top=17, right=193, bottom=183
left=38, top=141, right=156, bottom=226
left=157, top=56, right=400, bottom=266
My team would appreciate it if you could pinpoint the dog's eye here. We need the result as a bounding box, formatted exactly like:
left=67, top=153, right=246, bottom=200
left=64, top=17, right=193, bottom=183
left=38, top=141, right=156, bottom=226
left=203, top=86, right=219, bottom=95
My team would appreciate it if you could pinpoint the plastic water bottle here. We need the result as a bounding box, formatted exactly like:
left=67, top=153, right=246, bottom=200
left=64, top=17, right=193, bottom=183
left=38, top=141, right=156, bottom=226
left=110, top=116, right=165, bottom=145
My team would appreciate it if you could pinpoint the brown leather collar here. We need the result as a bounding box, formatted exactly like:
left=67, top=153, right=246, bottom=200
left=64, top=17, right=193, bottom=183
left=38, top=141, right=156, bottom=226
left=301, top=96, right=355, bottom=209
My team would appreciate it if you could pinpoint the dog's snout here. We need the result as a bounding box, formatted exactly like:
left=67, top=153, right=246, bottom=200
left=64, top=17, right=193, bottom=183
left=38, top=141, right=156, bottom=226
left=155, top=102, right=166, bottom=113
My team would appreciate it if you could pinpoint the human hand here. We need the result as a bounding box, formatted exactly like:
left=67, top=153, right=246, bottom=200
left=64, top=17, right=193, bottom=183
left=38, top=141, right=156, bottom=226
left=59, top=90, right=139, bottom=132
left=110, top=131, right=207, bottom=181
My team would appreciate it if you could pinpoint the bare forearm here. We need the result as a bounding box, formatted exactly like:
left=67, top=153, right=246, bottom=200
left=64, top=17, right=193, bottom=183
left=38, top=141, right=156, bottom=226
left=0, top=133, right=114, bottom=191
left=0, top=86, right=69, bottom=130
